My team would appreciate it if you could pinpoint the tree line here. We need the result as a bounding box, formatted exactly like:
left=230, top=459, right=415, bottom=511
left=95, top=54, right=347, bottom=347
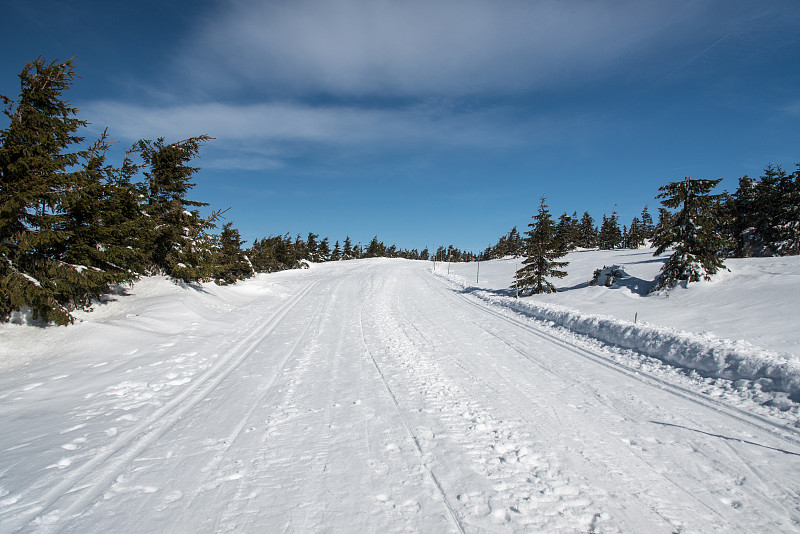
left=504, top=168, right=799, bottom=295
left=0, top=58, right=473, bottom=325
left=247, top=234, right=475, bottom=273
left=3, top=58, right=797, bottom=322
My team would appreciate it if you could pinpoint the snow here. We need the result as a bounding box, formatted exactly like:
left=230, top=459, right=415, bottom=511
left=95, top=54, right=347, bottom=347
left=438, top=250, right=800, bottom=400
left=1, top=252, right=800, bottom=533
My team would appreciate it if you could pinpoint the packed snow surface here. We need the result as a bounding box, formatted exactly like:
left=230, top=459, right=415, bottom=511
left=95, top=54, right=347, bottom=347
left=2, top=253, right=800, bottom=533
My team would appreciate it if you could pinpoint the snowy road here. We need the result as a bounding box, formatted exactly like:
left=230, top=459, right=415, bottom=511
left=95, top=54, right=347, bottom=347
left=1, top=259, right=800, bottom=533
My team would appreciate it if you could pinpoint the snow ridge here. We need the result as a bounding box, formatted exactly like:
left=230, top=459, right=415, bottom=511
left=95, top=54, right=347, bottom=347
left=435, top=269, right=800, bottom=400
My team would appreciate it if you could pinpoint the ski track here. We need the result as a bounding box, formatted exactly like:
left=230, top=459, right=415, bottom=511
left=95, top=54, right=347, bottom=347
left=2, top=259, right=800, bottom=533
left=438, top=274, right=800, bottom=451
left=1, top=280, right=319, bottom=532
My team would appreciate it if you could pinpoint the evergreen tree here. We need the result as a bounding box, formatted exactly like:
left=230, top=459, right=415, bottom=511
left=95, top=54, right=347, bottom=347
left=60, top=132, right=144, bottom=298
left=513, top=197, right=568, bottom=295
left=781, top=164, right=800, bottom=255
left=330, top=240, right=341, bottom=261
left=306, top=232, right=319, bottom=261
left=342, top=236, right=353, bottom=259
left=0, top=57, right=125, bottom=324
left=293, top=234, right=307, bottom=263
left=598, top=212, right=622, bottom=250
left=507, top=226, right=523, bottom=257
left=555, top=212, right=578, bottom=252
left=366, top=236, right=384, bottom=257
left=318, top=237, right=331, bottom=261
left=651, top=176, right=728, bottom=290
left=640, top=205, right=654, bottom=240
left=214, top=222, right=253, bottom=285
left=577, top=211, right=597, bottom=248
left=625, top=216, right=644, bottom=249
left=133, top=135, right=214, bottom=282
left=730, top=175, right=758, bottom=256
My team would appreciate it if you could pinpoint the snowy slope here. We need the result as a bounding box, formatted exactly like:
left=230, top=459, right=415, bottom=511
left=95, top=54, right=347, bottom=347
left=442, top=248, right=800, bottom=357
left=1, top=257, right=800, bottom=533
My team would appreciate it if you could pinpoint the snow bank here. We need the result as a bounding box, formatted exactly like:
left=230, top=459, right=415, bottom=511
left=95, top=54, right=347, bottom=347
left=435, top=269, right=800, bottom=400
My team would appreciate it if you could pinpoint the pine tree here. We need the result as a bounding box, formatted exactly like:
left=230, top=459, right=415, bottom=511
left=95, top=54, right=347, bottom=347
left=577, top=211, right=597, bottom=248
left=214, top=222, right=253, bottom=285
left=555, top=212, right=578, bottom=252
left=507, top=226, right=522, bottom=257
left=781, top=164, right=800, bottom=255
left=640, top=205, right=654, bottom=240
left=60, top=132, right=143, bottom=301
left=625, top=216, right=644, bottom=249
left=342, top=236, right=353, bottom=259
left=598, top=212, right=622, bottom=250
left=330, top=240, right=342, bottom=261
left=306, top=232, right=319, bottom=261
left=366, top=236, right=384, bottom=257
left=0, top=58, right=109, bottom=324
left=132, top=135, right=214, bottom=282
left=513, top=197, right=568, bottom=295
left=318, top=237, right=331, bottom=261
left=651, top=176, right=728, bottom=291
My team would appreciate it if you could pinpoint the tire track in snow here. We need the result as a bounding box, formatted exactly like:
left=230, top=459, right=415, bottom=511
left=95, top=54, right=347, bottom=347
left=381, top=273, right=610, bottom=532
left=358, top=276, right=467, bottom=534
left=1, top=280, right=319, bottom=533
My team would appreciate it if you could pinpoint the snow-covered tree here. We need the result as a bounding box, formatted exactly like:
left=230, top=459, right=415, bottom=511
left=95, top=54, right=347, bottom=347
left=342, top=236, right=353, bottom=260
left=0, top=58, right=137, bottom=324
left=651, top=176, right=728, bottom=291
left=214, top=223, right=253, bottom=285
left=133, top=135, right=215, bottom=282
left=513, top=197, right=568, bottom=295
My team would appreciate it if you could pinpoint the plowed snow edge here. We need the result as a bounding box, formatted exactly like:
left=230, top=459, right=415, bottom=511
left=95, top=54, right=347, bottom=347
left=433, top=269, right=800, bottom=400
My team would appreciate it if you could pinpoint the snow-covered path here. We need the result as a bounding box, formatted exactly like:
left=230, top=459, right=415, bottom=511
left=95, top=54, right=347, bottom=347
left=1, top=259, right=799, bottom=533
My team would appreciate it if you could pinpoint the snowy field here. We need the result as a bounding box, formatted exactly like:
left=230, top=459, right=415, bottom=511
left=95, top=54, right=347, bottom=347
left=1, top=253, right=800, bottom=533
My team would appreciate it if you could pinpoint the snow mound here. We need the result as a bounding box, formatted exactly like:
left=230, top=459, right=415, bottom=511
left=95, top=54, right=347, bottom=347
left=436, top=269, right=800, bottom=400
left=589, top=265, right=628, bottom=287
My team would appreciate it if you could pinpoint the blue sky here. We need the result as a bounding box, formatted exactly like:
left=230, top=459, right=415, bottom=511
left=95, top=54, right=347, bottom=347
left=3, top=0, right=800, bottom=253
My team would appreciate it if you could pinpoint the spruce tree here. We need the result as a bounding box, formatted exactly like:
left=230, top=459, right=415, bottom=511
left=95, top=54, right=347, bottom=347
left=513, top=197, right=568, bottom=295
left=577, top=211, right=597, bottom=248
left=555, top=212, right=578, bottom=252
left=508, top=226, right=522, bottom=257
left=625, top=216, right=644, bottom=249
left=0, top=58, right=111, bottom=324
left=342, top=236, right=353, bottom=259
left=306, top=232, right=319, bottom=261
left=651, top=176, right=728, bottom=291
left=640, top=205, right=654, bottom=240
left=598, top=212, right=622, bottom=250
left=60, top=132, right=143, bottom=303
left=330, top=240, right=342, bottom=261
left=318, top=237, right=331, bottom=261
left=781, top=164, right=800, bottom=255
left=214, top=222, right=253, bottom=285
left=133, top=135, right=214, bottom=282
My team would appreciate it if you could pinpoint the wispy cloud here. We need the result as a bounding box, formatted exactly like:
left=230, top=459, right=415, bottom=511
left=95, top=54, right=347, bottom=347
left=81, top=97, right=602, bottom=170
left=82, top=99, right=564, bottom=147
left=178, top=0, right=712, bottom=97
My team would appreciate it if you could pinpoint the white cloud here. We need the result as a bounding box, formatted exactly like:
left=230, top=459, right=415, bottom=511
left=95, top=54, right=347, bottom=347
left=180, top=0, right=712, bottom=97
left=81, top=99, right=549, bottom=148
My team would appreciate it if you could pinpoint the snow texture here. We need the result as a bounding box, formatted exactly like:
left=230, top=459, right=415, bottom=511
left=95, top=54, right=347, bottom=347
left=1, top=251, right=800, bottom=533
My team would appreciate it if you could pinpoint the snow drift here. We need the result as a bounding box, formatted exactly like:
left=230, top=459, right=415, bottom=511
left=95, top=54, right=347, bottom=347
left=435, top=269, right=800, bottom=400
